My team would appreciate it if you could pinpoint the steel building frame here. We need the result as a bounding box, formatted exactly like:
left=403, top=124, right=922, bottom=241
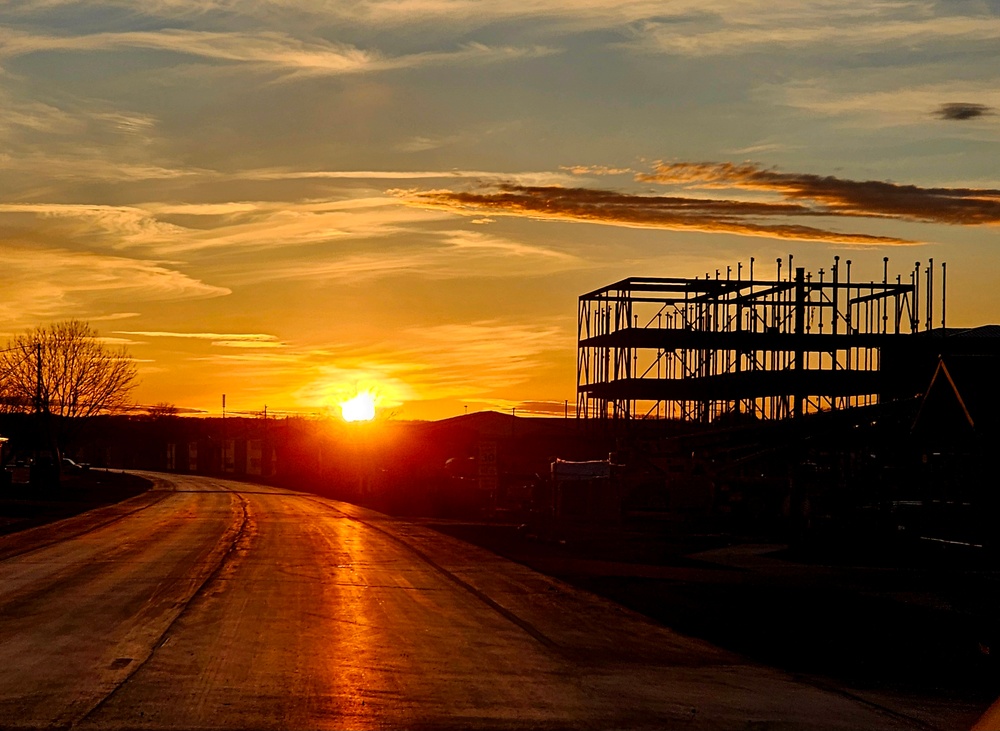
left=578, top=257, right=946, bottom=423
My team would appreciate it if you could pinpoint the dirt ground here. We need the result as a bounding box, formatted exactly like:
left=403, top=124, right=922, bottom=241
left=425, top=520, right=1000, bottom=728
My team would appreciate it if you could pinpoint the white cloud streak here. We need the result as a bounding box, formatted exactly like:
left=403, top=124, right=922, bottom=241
left=0, top=197, right=584, bottom=284
left=6, top=1, right=997, bottom=56
left=115, top=330, right=285, bottom=348
left=624, top=5, right=1000, bottom=57
left=244, top=168, right=578, bottom=186
left=0, top=198, right=451, bottom=254
left=0, top=244, right=228, bottom=327
left=0, top=28, right=553, bottom=78
left=1, top=0, right=670, bottom=28
left=232, top=229, right=581, bottom=285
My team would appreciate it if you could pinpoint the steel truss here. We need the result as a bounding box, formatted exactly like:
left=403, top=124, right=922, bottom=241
left=577, top=256, right=947, bottom=423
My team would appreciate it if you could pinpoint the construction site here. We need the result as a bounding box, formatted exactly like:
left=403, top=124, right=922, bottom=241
left=566, top=256, right=1000, bottom=545
left=577, top=255, right=960, bottom=424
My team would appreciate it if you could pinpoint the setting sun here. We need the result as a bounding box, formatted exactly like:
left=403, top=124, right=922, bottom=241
left=340, top=391, right=376, bottom=422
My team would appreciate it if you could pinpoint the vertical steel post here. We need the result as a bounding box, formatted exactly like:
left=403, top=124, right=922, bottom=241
left=832, top=256, right=840, bottom=336
left=927, top=258, right=933, bottom=332
left=793, top=267, right=806, bottom=418
left=941, top=262, right=947, bottom=329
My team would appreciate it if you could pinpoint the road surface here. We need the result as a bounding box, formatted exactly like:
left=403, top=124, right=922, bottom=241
left=0, top=473, right=961, bottom=729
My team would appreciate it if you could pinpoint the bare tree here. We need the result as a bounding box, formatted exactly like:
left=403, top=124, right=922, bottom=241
left=145, top=402, right=179, bottom=419
left=1, top=320, right=138, bottom=418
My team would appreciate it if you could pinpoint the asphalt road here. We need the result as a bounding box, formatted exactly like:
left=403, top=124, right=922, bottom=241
left=0, top=473, right=964, bottom=730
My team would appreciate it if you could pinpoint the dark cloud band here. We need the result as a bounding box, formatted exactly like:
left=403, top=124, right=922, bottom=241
left=412, top=183, right=911, bottom=245
left=935, top=102, right=994, bottom=121
left=409, top=162, right=1000, bottom=245
left=642, top=162, right=1000, bottom=225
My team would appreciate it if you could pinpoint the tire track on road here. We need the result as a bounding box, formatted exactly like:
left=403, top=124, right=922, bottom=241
left=70, top=486, right=252, bottom=729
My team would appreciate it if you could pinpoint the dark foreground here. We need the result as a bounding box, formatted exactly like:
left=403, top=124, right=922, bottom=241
left=0, top=471, right=978, bottom=730
left=0, top=470, right=151, bottom=536
left=428, top=521, right=1000, bottom=730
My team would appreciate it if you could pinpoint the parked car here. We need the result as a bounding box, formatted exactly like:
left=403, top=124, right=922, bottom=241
left=61, top=458, right=90, bottom=472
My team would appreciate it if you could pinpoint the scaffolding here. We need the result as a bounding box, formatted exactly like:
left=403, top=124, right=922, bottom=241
left=577, top=256, right=949, bottom=423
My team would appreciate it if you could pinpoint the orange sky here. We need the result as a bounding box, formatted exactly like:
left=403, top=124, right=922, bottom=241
left=1, top=2, right=998, bottom=419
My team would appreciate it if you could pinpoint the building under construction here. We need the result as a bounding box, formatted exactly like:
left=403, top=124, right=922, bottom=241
left=577, top=256, right=1000, bottom=424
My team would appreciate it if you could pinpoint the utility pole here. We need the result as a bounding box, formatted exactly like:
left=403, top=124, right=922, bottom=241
left=32, top=341, right=57, bottom=486
left=222, top=394, right=227, bottom=474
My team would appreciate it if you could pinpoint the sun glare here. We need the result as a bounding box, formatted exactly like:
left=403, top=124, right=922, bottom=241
left=341, top=391, right=376, bottom=422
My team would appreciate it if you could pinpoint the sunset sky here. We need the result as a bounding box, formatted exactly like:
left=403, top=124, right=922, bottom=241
left=1, top=1, right=999, bottom=419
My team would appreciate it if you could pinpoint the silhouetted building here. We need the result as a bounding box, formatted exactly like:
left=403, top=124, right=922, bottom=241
left=577, top=257, right=1000, bottom=425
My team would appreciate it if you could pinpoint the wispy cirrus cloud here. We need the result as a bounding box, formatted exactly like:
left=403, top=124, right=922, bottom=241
left=0, top=90, right=162, bottom=182
left=0, top=198, right=451, bottom=253
left=243, top=168, right=578, bottom=186
left=125, top=0, right=995, bottom=50
left=0, top=0, right=680, bottom=29
left=0, top=87, right=157, bottom=139
left=0, top=196, right=583, bottom=283
left=90, top=312, right=141, bottom=322
left=627, top=10, right=1000, bottom=57
left=0, top=153, right=205, bottom=182
left=94, top=336, right=145, bottom=346
left=231, top=229, right=581, bottom=285
left=0, top=28, right=553, bottom=78
left=149, top=198, right=454, bottom=254
left=0, top=203, right=187, bottom=249
left=115, top=330, right=284, bottom=348
left=560, top=165, right=634, bottom=177
left=0, top=244, right=228, bottom=327
left=0, top=151, right=579, bottom=186
left=5, top=2, right=996, bottom=72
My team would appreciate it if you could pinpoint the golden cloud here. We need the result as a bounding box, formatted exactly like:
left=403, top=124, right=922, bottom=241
left=0, top=244, right=228, bottom=328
